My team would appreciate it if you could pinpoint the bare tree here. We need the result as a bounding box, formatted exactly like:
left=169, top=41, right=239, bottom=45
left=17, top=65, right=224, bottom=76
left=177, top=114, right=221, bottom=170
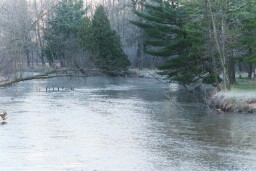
left=205, top=0, right=239, bottom=90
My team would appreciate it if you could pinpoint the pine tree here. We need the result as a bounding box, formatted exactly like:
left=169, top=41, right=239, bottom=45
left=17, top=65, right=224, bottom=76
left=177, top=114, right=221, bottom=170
left=239, top=1, right=256, bottom=78
left=77, top=17, right=93, bottom=51
left=131, top=0, right=210, bottom=85
left=91, top=5, right=130, bottom=74
left=44, top=0, right=85, bottom=66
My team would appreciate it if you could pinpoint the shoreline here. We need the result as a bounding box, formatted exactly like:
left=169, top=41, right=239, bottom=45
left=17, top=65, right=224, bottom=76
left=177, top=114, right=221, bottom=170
left=2, top=67, right=255, bottom=115
left=209, top=91, right=256, bottom=114
left=0, top=68, right=164, bottom=87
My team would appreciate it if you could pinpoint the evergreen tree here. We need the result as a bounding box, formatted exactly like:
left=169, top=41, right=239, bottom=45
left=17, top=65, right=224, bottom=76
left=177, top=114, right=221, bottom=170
left=131, top=0, right=210, bottom=85
left=239, top=1, right=256, bottom=78
left=91, top=5, right=130, bottom=74
left=44, top=0, right=85, bottom=66
left=77, top=17, right=93, bottom=51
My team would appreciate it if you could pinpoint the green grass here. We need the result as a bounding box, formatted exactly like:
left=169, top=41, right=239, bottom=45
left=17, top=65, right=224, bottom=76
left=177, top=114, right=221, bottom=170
left=214, top=78, right=256, bottom=112
left=232, top=78, right=256, bottom=91
left=215, top=78, right=256, bottom=100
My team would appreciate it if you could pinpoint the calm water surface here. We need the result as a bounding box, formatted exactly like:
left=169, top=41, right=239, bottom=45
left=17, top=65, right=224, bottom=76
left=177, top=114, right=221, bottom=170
left=0, top=77, right=256, bottom=171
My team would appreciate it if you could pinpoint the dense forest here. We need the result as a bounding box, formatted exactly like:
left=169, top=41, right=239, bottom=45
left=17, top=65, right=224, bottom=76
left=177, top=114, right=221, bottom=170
left=0, top=0, right=255, bottom=91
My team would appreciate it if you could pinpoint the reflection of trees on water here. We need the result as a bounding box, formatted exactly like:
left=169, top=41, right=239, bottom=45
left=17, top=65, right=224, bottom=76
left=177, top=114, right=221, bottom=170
left=85, top=77, right=169, bottom=102
left=1, top=77, right=256, bottom=170
left=149, top=102, right=256, bottom=169
left=139, top=85, right=256, bottom=170
left=0, top=79, right=34, bottom=99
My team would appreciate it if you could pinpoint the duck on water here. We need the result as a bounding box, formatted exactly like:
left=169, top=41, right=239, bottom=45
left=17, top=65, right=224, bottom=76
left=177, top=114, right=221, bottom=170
left=0, top=110, right=7, bottom=121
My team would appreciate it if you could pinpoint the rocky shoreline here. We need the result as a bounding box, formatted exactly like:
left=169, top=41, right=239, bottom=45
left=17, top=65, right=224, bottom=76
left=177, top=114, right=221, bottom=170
left=209, top=92, right=256, bottom=114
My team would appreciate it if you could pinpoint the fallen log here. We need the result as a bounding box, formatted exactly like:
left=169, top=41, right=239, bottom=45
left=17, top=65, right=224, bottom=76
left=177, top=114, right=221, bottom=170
left=0, top=69, right=58, bottom=87
left=0, top=67, right=128, bottom=88
left=0, top=68, right=99, bottom=87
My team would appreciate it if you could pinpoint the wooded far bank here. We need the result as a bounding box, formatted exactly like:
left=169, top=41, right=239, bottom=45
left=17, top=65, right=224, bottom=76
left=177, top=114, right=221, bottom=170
left=0, top=0, right=255, bottom=91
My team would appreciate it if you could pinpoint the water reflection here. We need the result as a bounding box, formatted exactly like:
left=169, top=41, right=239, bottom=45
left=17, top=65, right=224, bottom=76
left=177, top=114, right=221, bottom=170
left=1, top=121, right=7, bottom=125
left=0, top=77, right=256, bottom=170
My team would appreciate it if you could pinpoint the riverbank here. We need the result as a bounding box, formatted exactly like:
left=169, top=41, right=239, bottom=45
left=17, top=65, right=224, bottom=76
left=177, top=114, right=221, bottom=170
left=209, top=78, right=256, bottom=113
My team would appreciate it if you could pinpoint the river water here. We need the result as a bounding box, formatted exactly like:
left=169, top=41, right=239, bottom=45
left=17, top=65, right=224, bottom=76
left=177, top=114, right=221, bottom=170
left=0, top=77, right=256, bottom=171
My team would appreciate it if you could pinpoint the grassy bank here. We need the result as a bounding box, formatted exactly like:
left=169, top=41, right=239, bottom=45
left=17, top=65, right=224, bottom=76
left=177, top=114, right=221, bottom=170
left=210, top=78, right=256, bottom=113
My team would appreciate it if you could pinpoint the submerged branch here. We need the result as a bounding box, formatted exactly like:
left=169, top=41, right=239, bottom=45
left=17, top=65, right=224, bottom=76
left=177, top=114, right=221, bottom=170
left=163, top=93, right=186, bottom=112
left=145, top=70, right=166, bottom=82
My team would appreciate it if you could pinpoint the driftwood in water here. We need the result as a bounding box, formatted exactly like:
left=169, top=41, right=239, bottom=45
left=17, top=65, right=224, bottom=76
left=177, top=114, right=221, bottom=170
left=163, top=93, right=186, bottom=112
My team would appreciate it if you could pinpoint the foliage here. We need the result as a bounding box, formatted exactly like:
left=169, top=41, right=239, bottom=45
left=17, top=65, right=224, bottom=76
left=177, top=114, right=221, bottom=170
left=77, top=17, right=93, bottom=51
left=90, top=5, right=130, bottom=73
left=131, top=0, right=211, bottom=85
left=239, top=1, right=256, bottom=64
left=43, top=0, right=85, bottom=65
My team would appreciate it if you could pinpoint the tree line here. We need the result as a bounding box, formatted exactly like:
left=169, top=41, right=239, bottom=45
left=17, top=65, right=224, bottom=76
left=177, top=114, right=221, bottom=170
left=132, top=0, right=256, bottom=90
left=0, top=0, right=134, bottom=77
left=0, top=0, right=255, bottom=91
left=0, top=0, right=160, bottom=79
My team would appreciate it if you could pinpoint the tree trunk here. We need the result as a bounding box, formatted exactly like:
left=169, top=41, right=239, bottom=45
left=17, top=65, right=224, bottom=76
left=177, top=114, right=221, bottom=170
left=204, top=0, right=221, bottom=91
left=248, top=63, right=253, bottom=79
left=253, top=65, right=256, bottom=78
left=238, top=60, right=242, bottom=78
left=136, top=36, right=144, bottom=69
left=34, top=0, right=45, bottom=66
left=207, top=0, right=230, bottom=90
left=24, top=32, right=31, bottom=67
left=228, top=56, right=236, bottom=84
left=25, top=46, right=30, bottom=67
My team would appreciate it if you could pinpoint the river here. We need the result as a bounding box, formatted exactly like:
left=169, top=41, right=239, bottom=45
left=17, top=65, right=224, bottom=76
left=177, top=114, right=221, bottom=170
left=0, top=76, right=256, bottom=171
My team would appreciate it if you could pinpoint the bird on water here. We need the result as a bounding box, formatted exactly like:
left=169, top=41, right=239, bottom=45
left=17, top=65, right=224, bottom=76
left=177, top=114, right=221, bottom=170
left=0, top=111, right=7, bottom=121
